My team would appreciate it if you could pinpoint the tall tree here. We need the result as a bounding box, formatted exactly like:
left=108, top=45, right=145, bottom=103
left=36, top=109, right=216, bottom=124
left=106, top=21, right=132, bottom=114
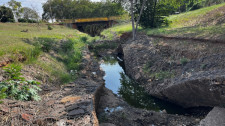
left=42, top=0, right=125, bottom=21
left=0, top=6, right=14, bottom=22
left=22, top=7, right=39, bottom=21
left=8, top=0, right=23, bottom=21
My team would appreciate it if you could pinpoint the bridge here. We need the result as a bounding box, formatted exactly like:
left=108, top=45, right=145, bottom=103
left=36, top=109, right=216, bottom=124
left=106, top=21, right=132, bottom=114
left=60, top=17, right=119, bottom=36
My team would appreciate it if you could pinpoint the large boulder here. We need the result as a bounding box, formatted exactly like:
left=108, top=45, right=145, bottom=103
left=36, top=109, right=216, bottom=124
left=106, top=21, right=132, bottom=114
left=122, top=34, right=225, bottom=108
left=199, top=107, right=225, bottom=126
left=151, top=70, right=225, bottom=108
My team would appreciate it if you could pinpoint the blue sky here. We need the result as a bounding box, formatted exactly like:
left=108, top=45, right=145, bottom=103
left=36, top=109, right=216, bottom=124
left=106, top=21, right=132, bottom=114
left=0, top=0, right=101, bottom=16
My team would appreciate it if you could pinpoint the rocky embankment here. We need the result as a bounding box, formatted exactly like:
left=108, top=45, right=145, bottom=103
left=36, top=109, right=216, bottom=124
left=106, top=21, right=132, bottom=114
left=0, top=48, right=105, bottom=126
left=122, top=34, right=225, bottom=108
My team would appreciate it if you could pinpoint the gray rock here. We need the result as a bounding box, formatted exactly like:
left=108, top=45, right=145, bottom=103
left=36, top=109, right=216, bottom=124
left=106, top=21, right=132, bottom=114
left=68, top=109, right=85, bottom=116
left=200, top=107, right=225, bottom=126
left=151, top=70, right=225, bottom=108
left=122, top=35, right=225, bottom=108
left=100, top=123, right=116, bottom=126
left=66, top=104, right=79, bottom=111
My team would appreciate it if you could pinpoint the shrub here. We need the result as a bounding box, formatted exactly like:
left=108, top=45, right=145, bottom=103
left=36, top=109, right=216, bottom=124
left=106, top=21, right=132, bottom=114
left=25, top=45, right=42, bottom=63
left=0, top=6, right=14, bottom=23
left=61, top=40, right=74, bottom=52
left=0, top=64, right=42, bottom=101
left=18, top=18, right=27, bottom=23
left=34, top=37, right=55, bottom=52
left=151, top=71, right=175, bottom=80
left=180, top=58, right=189, bottom=65
left=48, top=24, right=53, bottom=30
left=3, top=64, right=25, bottom=81
left=0, top=88, right=7, bottom=103
left=80, top=36, right=88, bottom=43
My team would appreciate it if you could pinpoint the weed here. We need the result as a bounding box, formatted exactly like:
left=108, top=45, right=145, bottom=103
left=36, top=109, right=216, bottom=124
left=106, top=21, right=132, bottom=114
left=48, top=25, right=53, bottom=30
left=151, top=71, right=175, bottom=80
left=180, top=58, right=189, bottom=65
left=121, top=112, right=126, bottom=119
left=143, top=61, right=154, bottom=73
left=1, top=64, right=42, bottom=101
left=3, top=64, right=25, bottom=81
left=0, top=80, right=41, bottom=101
left=201, top=64, right=207, bottom=70
left=80, top=36, right=88, bottom=43
left=0, top=88, right=7, bottom=103
left=61, top=39, right=74, bottom=52
left=25, top=46, right=42, bottom=63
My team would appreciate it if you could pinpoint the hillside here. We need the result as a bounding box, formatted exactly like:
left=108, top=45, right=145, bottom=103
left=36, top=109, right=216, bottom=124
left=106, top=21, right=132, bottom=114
left=0, top=23, right=97, bottom=85
left=101, top=3, right=225, bottom=41
left=145, top=3, right=225, bottom=41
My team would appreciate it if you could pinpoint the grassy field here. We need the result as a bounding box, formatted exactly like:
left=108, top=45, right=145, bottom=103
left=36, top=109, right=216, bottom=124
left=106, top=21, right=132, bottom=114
left=101, top=23, right=133, bottom=40
left=144, top=3, right=225, bottom=40
left=0, top=23, right=97, bottom=84
left=101, top=3, right=225, bottom=41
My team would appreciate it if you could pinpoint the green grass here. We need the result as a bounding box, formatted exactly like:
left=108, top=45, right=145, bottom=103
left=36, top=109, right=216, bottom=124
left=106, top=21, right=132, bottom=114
left=101, top=3, right=225, bottom=41
left=101, top=23, right=134, bottom=40
left=0, top=23, right=97, bottom=84
left=143, top=3, right=225, bottom=40
left=167, top=3, right=225, bottom=28
left=0, top=23, right=91, bottom=57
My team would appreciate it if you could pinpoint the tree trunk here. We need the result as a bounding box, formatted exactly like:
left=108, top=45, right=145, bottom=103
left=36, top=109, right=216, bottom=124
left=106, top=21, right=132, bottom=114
left=130, top=0, right=136, bottom=40
left=151, top=0, right=157, bottom=27
left=135, top=0, right=146, bottom=34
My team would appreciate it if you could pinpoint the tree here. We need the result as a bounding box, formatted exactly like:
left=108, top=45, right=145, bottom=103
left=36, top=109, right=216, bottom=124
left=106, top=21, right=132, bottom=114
left=22, top=7, right=39, bottom=21
left=0, top=6, right=15, bottom=22
left=42, top=0, right=125, bottom=21
left=115, top=0, right=146, bottom=40
left=8, top=0, right=23, bottom=21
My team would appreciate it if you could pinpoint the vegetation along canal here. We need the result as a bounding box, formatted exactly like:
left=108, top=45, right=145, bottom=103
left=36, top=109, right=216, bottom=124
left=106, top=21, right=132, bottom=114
left=100, top=56, right=212, bottom=116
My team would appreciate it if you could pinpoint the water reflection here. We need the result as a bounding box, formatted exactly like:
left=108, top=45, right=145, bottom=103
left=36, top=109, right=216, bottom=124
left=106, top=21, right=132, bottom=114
left=101, top=56, right=193, bottom=115
left=119, top=73, right=161, bottom=111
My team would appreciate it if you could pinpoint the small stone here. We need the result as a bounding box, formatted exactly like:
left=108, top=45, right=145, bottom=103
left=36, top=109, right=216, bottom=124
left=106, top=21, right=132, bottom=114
left=63, top=88, right=71, bottom=91
left=66, top=104, right=79, bottom=111
left=21, top=113, right=33, bottom=122
left=68, top=109, right=85, bottom=116
left=46, top=100, right=55, bottom=106
left=0, top=106, right=9, bottom=113
left=60, top=96, right=81, bottom=104
left=56, top=119, right=66, bottom=126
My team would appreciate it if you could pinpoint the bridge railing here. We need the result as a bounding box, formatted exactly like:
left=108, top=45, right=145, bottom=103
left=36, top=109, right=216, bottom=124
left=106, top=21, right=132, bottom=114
left=59, top=16, right=120, bottom=23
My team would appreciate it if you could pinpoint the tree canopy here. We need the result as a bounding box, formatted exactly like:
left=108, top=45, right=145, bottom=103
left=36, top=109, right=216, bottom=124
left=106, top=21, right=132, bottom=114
left=7, top=0, right=23, bottom=21
left=0, top=6, right=15, bottom=22
left=21, top=7, right=39, bottom=21
left=42, top=0, right=125, bottom=20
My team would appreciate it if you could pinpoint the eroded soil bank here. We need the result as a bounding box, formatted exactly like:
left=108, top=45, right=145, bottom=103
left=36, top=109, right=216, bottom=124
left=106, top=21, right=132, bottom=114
left=122, top=34, right=225, bottom=108
left=1, top=32, right=224, bottom=126
left=91, top=32, right=225, bottom=126
left=89, top=39, right=204, bottom=126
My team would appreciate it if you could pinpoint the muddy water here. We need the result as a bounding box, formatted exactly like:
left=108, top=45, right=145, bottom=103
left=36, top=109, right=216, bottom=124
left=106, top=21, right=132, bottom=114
left=100, top=56, right=211, bottom=115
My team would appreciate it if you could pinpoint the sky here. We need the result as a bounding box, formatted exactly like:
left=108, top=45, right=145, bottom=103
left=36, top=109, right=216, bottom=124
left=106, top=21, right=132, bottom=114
left=0, top=0, right=102, bottom=17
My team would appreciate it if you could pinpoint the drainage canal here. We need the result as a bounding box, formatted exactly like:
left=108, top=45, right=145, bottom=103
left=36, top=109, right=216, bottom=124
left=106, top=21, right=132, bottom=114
left=100, top=56, right=211, bottom=116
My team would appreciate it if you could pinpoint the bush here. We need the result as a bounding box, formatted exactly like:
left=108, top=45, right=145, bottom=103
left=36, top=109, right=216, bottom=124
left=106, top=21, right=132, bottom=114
left=61, top=40, right=74, bottom=52
left=151, top=71, right=175, bottom=80
left=34, top=37, right=55, bottom=52
left=0, top=6, right=14, bottom=23
left=0, top=80, right=41, bottom=101
left=48, top=25, right=53, bottom=30
left=18, top=18, right=27, bottom=23
left=180, top=58, right=189, bottom=65
left=0, top=64, right=42, bottom=101
left=18, top=18, right=38, bottom=23
left=80, top=36, right=88, bottom=43
left=0, top=88, right=7, bottom=103
left=4, top=64, right=24, bottom=81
